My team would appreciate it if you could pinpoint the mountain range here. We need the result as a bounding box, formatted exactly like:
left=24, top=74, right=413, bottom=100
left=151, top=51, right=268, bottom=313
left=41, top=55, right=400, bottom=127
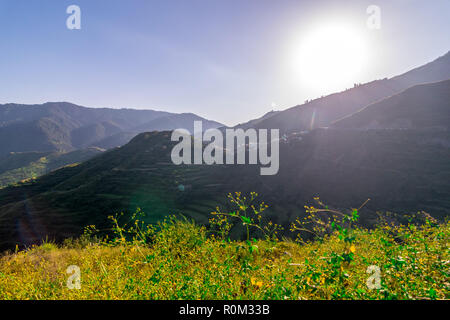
left=332, top=80, right=450, bottom=130
left=233, top=51, right=450, bottom=133
left=0, top=51, right=449, bottom=250
left=0, top=102, right=223, bottom=156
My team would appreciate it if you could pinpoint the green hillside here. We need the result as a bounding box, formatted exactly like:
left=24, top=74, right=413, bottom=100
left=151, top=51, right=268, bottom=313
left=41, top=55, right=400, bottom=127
left=1, top=126, right=450, bottom=250
left=0, top=148, right=104, bottom=189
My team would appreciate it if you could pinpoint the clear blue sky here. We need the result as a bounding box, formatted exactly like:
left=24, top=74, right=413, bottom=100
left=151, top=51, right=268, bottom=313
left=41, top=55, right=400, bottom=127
left=0, top=0, right=449, bottom=126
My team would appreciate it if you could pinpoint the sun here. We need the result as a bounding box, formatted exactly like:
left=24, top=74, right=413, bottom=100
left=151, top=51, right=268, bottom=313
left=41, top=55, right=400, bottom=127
left=292, top=23, right=368, bottom=95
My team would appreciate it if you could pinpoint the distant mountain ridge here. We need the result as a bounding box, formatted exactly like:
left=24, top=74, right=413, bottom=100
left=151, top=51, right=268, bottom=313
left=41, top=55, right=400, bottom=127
left=332, top=79, right=450, bottom=130
left=235, top=51, right=450, bottom=133
left=0, top=102, right=223, bottom=156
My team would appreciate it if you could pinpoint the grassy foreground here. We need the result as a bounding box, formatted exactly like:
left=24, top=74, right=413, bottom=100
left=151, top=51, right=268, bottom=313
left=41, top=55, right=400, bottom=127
left=0, top=194, right=449, bottom=300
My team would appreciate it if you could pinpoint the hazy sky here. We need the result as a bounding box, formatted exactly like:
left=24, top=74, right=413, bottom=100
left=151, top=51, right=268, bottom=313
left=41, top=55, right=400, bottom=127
left=0, top=0, right=449, bottom=126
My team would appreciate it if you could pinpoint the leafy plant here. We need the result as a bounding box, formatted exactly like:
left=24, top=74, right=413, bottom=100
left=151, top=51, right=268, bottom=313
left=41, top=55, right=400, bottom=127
left=209, top=192, right=283, bottom=241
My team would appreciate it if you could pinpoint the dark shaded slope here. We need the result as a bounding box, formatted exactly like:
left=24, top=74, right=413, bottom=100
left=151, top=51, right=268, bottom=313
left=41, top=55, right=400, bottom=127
left=332, top=80, right=450, bottom=130
left=390, top=50, right=450, bottom=88
left=238, top=51, right=450, bottom=133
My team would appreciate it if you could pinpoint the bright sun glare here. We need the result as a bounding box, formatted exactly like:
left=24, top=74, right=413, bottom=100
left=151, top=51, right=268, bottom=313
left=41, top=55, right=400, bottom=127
left=293, top=23, right=368, bottom=94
